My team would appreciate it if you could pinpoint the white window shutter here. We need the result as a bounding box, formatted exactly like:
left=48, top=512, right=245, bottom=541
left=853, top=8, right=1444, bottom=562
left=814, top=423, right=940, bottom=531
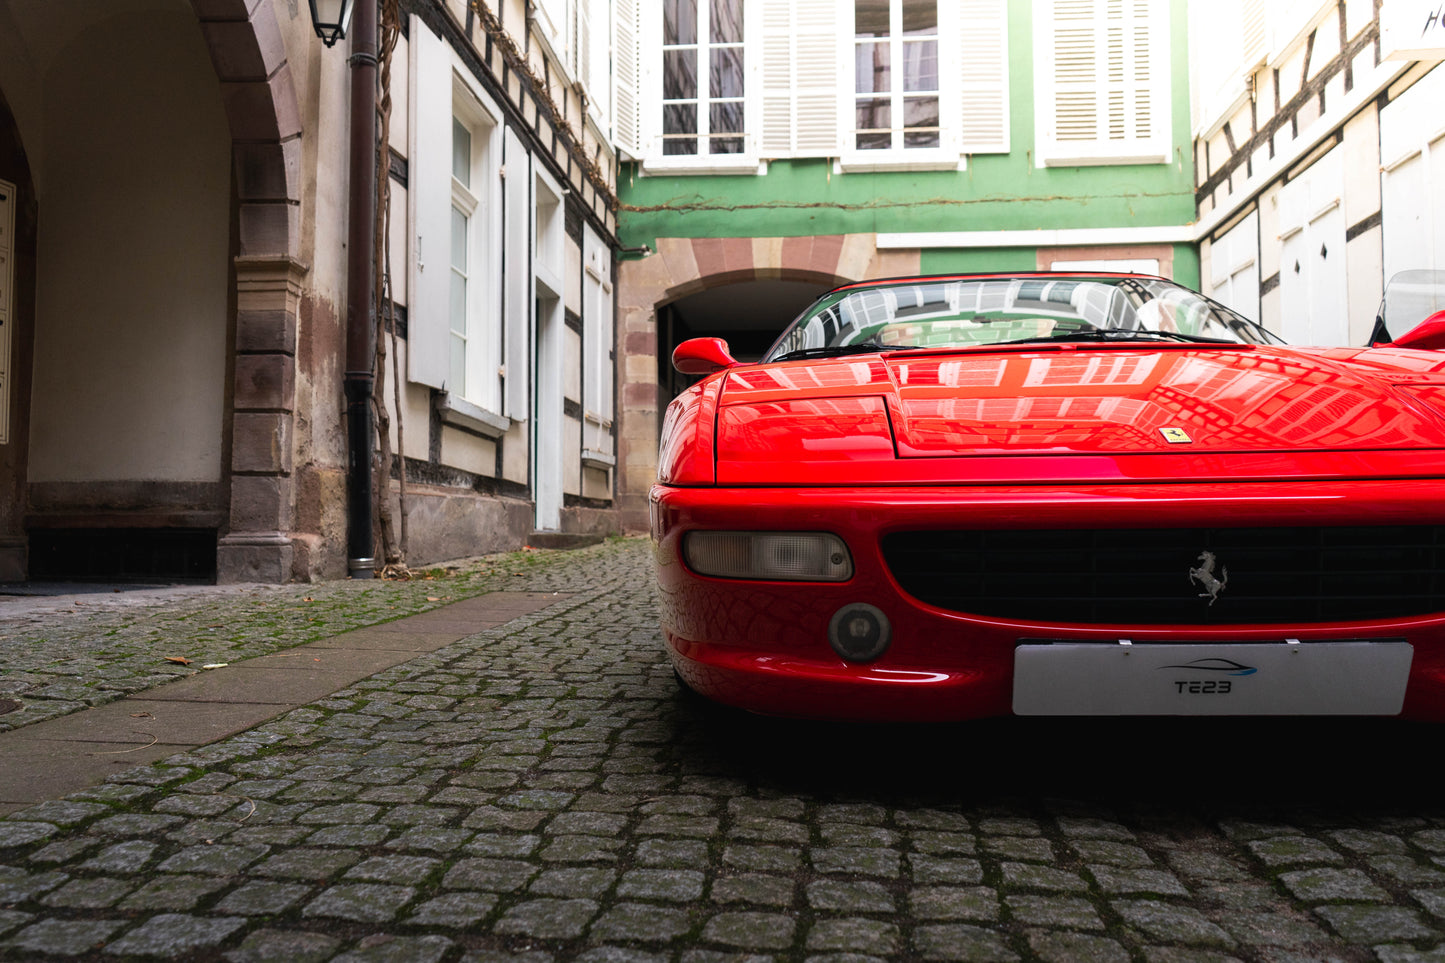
left=578, top=0, right=592, bottom=97
left=1240, top=0, right=1266, bottom=70
left=1052, top=0, right=1100, bottom=144
left=582, top=227, right=614, bottom=458
left=581, top=0, right=610, bottom=123
left=760, top=0, right=838, bottom=157
left=958, top=0, right=1010, bottom=154
left=1036, top=0, right=1169, bottom=164
left=409, top=21, right=451, bottom=389
left=612, top=0, right=641, bottom=157
left=503, top=127, right=532, bottom=419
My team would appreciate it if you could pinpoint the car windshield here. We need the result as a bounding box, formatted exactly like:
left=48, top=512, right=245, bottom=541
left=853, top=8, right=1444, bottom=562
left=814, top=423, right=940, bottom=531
left=764, top=275, right=1284, bottom=362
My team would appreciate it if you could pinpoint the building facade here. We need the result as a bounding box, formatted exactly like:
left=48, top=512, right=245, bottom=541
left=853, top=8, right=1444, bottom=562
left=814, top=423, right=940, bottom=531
left=612, top=0, right=1199, bottom=531
left=0, top=0, right=622, bottom=584
left=1191, top=0, right=1445, bottom=345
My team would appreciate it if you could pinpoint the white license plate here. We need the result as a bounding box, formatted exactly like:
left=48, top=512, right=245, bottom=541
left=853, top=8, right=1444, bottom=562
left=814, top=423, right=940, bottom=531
left=1012, top=640, right=1413, bottom=716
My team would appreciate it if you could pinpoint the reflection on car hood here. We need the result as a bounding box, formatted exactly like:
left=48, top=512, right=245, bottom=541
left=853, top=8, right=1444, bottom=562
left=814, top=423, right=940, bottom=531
left=718, top=344, right=1445, bottom=460
left=886, top=346, right=1445, bottom=456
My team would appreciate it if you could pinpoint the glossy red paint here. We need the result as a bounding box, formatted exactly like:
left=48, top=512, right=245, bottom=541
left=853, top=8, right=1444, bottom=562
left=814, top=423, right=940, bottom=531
left=653, top=482, right=1445, bottom=722
left=673, top=337, right=740, bottom=375
left=657, top=376, right=722, bottom=486
left=1393, top=309, right=1445, bottom=351
left=652, top=273, right=1445, bottom=721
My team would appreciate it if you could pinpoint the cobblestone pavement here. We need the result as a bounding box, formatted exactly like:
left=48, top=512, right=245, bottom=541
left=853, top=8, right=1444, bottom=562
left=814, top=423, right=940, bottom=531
left=0, top=548, right=565, bottom=732
left=3, top=536, right=1445, bottom=961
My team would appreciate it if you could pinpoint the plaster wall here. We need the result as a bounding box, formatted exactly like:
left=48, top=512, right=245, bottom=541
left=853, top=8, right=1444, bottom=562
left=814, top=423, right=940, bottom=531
left=441, top=426, right=495, bottom=476
left=27, top=8, right=229, bottom=483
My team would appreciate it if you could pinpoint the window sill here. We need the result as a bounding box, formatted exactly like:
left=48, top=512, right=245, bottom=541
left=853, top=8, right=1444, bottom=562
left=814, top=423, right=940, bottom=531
left=1036, top=151, right=1170, bottom=168
left=834, top=154, right=966, bottom=174
left=640, top=157, right=767, bottom=176
left=436, top=392, right=510, bottom=438
left=582, top=449, right=616, bottom=469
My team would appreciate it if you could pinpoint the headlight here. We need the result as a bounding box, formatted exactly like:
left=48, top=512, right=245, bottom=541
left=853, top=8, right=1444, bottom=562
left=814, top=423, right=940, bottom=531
left=683, top=532, right=853, bottom=581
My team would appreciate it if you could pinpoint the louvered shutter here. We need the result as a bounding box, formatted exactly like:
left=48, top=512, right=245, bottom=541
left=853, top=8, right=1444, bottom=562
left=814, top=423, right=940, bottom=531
left=1120, top=0, right=1157, bottom=145
left=1038, top=0, right=1169, bottom=164
left=502, top=128, right=532, bottom=419
left=760, top=0, right=839, bottom=157
left=958, top=0, right=1010, bottom=153
left=409, top=20, right=451, bottom=389
left=612, top=0, right=641, bottom=157
left=1052, top=0, right=1100, bottom=144
left=1240, top=0, right=1266, bottom=69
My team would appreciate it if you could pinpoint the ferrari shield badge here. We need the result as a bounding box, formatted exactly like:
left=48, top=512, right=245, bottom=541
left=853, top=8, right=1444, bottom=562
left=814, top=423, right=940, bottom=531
left=1159, top=427, right=1192, bottom=444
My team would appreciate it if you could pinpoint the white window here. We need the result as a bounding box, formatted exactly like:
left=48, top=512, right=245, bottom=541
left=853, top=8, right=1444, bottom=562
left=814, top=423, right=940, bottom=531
left=534, top=0, right=612, bottom=129
left=582, top=227, right=615, bottom=467
left=852, top=0, right=942, bottom=152
left=448, top=84, right=502, bottom=412
left=661, top=0, right=746, bottom=157
left=1033, top=0, right=1171, bottom=166
left=410, top=23, right=507, bottom=432
left=639, top=0, right=1007, bottom=172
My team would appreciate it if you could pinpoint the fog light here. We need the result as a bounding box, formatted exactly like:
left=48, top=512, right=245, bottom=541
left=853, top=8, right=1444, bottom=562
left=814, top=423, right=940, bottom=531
left=828, top=603, right=891, bottom=662
left=683, top=532, right=852, bottom=581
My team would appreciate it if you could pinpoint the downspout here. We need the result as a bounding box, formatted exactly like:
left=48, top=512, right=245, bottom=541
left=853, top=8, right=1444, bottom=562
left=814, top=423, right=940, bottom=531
left=345, top=0, right=378, bottom=578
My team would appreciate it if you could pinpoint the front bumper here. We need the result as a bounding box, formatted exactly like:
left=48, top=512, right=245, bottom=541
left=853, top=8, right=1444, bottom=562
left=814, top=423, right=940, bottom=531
left=651, top=480, right=1445, bottom=722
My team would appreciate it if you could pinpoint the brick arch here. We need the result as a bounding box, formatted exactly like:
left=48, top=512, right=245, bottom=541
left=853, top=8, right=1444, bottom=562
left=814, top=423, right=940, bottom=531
left=613, top=232, right=922, bottom=531
left=193, top=0, right=302, bottom=259
left=192, top=0, right=309, bottom=582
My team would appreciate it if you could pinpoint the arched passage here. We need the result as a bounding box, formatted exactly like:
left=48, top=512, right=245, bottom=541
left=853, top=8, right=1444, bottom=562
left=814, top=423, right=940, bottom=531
left=0, top=0, right=302, bottom=582
left=613, top=232, right=921, bottom=530
left=656, top=277, right=833, bottom=406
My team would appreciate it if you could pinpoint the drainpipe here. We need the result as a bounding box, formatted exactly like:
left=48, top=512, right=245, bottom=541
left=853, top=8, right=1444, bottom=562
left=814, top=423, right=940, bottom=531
left=344, top=0, right=378, bottom=578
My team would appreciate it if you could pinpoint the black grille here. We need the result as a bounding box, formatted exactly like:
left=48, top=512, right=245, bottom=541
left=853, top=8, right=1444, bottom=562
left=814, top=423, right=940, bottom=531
left=881, top=526, right=1445, bottom=624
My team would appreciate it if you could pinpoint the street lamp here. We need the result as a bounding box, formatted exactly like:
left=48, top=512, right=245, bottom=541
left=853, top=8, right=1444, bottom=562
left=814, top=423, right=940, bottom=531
left=308, top=0, right=354, bottom=47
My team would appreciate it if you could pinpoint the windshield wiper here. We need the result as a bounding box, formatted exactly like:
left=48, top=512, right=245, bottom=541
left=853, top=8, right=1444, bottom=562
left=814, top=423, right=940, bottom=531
left=771, top=341, right=897, bottom=362
left=998, top=329, right=1239, bottom=346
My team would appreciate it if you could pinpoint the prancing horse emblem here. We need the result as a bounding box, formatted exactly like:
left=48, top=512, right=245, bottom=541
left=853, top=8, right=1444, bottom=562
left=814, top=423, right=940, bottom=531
left=1189, top=551, right=1228, bottom=605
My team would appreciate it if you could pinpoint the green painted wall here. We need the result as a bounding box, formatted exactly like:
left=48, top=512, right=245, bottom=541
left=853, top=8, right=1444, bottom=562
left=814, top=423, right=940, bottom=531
left=916, top=243, right=1198, bottom=286
left=618, top=0, right=1196, bottom=260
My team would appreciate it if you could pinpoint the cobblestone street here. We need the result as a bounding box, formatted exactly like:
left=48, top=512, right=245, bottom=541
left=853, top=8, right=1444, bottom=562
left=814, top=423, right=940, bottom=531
left=1, top=537, right=1444, bottom=961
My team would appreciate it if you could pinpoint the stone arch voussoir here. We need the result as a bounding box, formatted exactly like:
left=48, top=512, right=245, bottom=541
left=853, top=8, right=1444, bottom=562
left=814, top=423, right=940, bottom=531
left=192, top=0, right=308, bottom=581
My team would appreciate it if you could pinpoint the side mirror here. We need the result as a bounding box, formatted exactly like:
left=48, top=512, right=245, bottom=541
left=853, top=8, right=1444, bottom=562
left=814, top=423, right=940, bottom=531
left=1388, top=309, right=1445, bottom=351
left=672, top=337, right=740, bottom=375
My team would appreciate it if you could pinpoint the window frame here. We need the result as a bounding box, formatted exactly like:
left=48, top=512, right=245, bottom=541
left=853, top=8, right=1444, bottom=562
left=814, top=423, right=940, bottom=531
left=837, top=0, right=961, bottom=171
left=643, top=0, right=760, bottom=173
left=447, top=71, right=506, bottom=417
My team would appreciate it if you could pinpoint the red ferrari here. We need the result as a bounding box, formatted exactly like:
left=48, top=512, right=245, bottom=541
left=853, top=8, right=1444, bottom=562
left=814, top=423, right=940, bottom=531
left=651, top=272, right=1445, bottom=721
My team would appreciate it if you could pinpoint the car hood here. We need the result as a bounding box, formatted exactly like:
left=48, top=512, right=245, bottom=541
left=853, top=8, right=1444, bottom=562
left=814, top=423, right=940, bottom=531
left=712, top=344, right=1445, bottom=485
left=883, top=345, right=1445, bottom=456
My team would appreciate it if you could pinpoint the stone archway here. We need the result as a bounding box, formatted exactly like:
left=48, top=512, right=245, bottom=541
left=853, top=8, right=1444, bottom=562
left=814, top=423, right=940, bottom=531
left=614, top=232, right=921, bottom=530
left=192, top=0, right=308, bottom=582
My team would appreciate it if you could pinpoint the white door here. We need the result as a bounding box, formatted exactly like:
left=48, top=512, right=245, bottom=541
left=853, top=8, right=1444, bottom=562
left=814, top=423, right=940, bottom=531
left=1278, top=148, right=1347, bottom=345
left=1381, top=66, right=1445, bottom=281
left=1209, top=210, right=1260, bottom=323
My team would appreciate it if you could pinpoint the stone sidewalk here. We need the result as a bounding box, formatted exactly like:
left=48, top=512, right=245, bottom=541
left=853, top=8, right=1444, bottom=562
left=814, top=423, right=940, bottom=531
left=2, top=537, right=1445, bottom=962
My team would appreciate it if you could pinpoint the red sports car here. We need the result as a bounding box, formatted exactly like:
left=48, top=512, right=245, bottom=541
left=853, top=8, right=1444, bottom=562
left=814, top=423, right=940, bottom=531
left=651, top=272, right=1445, bottom=721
